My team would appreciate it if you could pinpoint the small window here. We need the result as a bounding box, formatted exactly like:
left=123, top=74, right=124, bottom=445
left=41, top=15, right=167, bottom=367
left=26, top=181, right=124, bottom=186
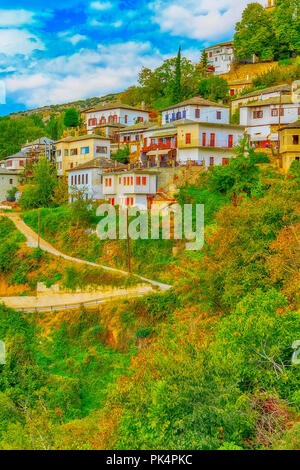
left=86, top=174, right=88, bottom=184
left=195, top=109, right=200, bottom=119
left=142, top=176, right=147, bottom=185
left=293, top=135, right=299, bottom=145
left=209, top=157, right=214, bottom=166
left=216, top=111, right=222, bottom=120
left=64, top=149, right=69, bottom=156
left=80, top=146, right=90, bottom=154
left=136, top=176, right=141, bottom=185
left=185, top=133, right=191, bottom=144
left=9, top=178, right=13, bottom=185
left=96, top=146, right=107, bottom=154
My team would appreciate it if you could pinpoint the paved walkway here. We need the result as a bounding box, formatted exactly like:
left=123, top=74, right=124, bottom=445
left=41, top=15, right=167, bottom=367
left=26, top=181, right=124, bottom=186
left=0, top=213, right=171, bottom=311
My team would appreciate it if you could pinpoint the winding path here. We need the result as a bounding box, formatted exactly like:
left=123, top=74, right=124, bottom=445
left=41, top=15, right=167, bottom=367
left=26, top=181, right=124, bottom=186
left=1, top=212, right=172, bottom=293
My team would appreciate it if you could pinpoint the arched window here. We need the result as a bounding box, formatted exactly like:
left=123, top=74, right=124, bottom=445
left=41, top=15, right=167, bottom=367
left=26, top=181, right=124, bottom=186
left=108, top=115, right=113, bottom=123
left=100, top=116, right=106, bottom=124
left=113, top=115, right=118, bottom=124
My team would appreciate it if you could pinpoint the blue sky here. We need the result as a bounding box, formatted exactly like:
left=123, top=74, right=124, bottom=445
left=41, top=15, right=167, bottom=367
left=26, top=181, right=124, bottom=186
left=0, top=1, right=266, bottom=115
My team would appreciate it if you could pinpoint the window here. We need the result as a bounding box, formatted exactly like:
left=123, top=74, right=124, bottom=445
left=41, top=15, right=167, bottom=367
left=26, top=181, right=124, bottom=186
left=131, top=176, right=133, bottom=185
left=56, top=150, right=62, bottom=157
left=271, top=109, right=278, bottom=117
left=64, top=149, right=69, bottom=156
left=86, top=174, right=88, bottom=184
left=136, top=176, right=141, bottom=185
left=96, top=146, right=107, bottom=154
left=142, top=176, right=147, bottom=185
left=228, top=135, right=233, bottom=148
left=70, top=148, right=78, bottom=156
left=137, top=117, right=144, bottom=122
left=183, top=110, right=186, bottom=118
left=19, top=160, right=24, bottom=167
left=209, top=157, right=214, bottom=166
left=172, top=113, right=176, bottom=121
left=81, top=146, right=90, bottom=154
left=253, top=111, right=263, bottom=119
left=216, top=111, right=222, bottom=120
left=222, top=158, right=229, bottom=166
left=165, top=114, right=169, bottom=122
left=230, top=89, right=235, bottom=96
left=119, top=177, right=122, bottom=184
left=202, top=133, right=206, bottom=146
left=195, top=109, right=200, bottom=119
left=109, top=198, right=115, bottom=206
left=78, top=175, right=81, bottom=184
left=293, top=135, right=299, bottom=145
left=185, top=133, right=191, bottom=144
left=75, top=175, right=77, bottom=185
left=70, top=163, right=74, bottom=169
left=9, top=178, right=13, bottom=185
left=210, top=133, right=215, bottom=147
left=209, top=52, right=213, bottom=58
left=124, top=115, right=128, bottom=124
left=177, top=112, right=181, bottom=120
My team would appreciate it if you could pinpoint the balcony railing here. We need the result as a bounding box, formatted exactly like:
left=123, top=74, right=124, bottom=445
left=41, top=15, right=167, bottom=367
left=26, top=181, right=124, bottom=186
left=178, top=138, right=235, bottom=149
left=141, top=142, right=177, bottom=153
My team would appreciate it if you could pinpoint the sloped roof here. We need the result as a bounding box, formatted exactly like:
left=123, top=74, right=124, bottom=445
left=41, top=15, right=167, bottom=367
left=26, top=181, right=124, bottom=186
left=22, top=137, right=54, bottom=146
left=84, top=101, right=149, bottom=114
left=119, top=121, right=155, bottom=133
left=67, top=158, right=126, bottom=172
left=55, top=133, right=111, bottom=144
left=205, top=41, right=234, bottom=50
left=280, top=119, right=300, bottom=131
left=3, top=151, right=27, bottom=160
left=160, top=96, right=229, bottom=112
left=244, top=96, right=293, bottom=107
left=233, top=84, right=291, bottom=101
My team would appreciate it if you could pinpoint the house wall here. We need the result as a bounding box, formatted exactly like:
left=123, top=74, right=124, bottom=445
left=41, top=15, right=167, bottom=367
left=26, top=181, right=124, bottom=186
left=162, top=105, right=230, bottom=126
left=0, top=173, right=19, bottom=202
left=240, top=103, right=300, bottom=141
left=280, top=128, right=300, bottom=173
left=205, top=44, right=234, bottom=75
left=55, top=138, right=111, bottom=175
left=86, top=109, right=149, bottom=131
left=232, top=90, right=289, bottom=113
left=3, top=158, right=27, bottom=170
left=103, top=173, right=157, bottom=209
left=68, top=168, right=105, bottom=201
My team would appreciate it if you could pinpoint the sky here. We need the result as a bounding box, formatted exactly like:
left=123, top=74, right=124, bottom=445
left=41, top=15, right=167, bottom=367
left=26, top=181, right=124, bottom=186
left=0, top=0, right=267, bottom=115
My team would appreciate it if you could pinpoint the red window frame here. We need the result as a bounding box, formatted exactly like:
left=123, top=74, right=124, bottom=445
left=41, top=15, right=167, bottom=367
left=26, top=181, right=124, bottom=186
left=142, top=176, right=147, bottom=186
left=210, top=133, right=215, bottom=147
left=209, top=157, right=214, bottom=166
left=228, top=135, right=233, bottom=148
left=202, top=133, right=206, bottom=146
left=216, top=111, right=222, bottom=120
left=185, top=133, right=191, bottom=144
left=136, top=176, right=141, bottom=185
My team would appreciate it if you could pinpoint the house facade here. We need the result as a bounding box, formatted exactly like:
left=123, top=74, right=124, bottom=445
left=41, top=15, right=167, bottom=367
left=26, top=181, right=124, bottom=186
left=231, top=84, right=292, bottom=114
left=140, top=123, right=178, bottom=167
left=1, top=152, right=28, bottom=170
left=240, top=96, right=300, bottom=149
left=84, top=103, right=150, bottom=133
left=67, top=158, right=125, bottom=201
left=0, top=169, right=20, bottom=202
left=161, top=96, right=230, bottom=126
left=205, top=41, right=234, bottom=75
left=176, top=121, right=245, bottom=166
left=279, top=120, right=300, bottom=173
left=54, top=134, right=111, bottom=176
left=21, top=137, right=54, bottom=159
left=102, top=170, right=157, bottom=210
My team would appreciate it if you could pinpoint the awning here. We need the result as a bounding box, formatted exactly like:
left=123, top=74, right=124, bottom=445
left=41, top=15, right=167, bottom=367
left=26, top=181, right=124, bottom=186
left=150, top=130, right=177, bottom=138
left=146, top=149, right=172, bottom=156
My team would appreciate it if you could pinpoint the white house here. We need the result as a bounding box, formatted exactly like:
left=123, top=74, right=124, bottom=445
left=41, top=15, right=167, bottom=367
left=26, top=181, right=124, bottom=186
left=161, top=96, right=230, bottom=126
left=1, top=152, right=28, bottom=170
left=85, top=102, right=150, bottom=133
left=240, top=95, right=300, bottom=148
left=102, top=170, right=158, bottom=210
left=119, top=121, right=155, bottom=144
left=0, top=169, right=20, bottom=202
left=231, top=84, right=292, bottom=113
left=204, top=41, right=234, bottom=75
left=176, top=121, right=245, bottom=167
left=67, top=158, right=126, bottom=202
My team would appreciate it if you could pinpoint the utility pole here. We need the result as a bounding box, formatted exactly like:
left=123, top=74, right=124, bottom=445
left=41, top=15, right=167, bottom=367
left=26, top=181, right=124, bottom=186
left=118, top=116, right=121, bottom=150
left=126, top=207, right=131, bottom=273
left=38, top=208, right=41, bottom=249
left=277, top=91, right=282, bottom=159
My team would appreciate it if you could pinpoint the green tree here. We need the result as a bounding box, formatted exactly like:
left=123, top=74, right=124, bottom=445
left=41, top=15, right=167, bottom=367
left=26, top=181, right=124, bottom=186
left=0, top=116, right=46, bottom=160
left=19, top=157, right=57, bottom=209
left=46, top=114, right=64, bottom=141
left=64, top=108, right=79, bottom=128
left=273, top=0, right=300, bottom=58
left=172, top=46, right=182, bottom=104
left=198, top=76, right=229, bottom=102
left=234, top=3, right=276, bottom=61
left=112, top=145, right=130, bottom=164
left=200, top=49, right=209, bottom=76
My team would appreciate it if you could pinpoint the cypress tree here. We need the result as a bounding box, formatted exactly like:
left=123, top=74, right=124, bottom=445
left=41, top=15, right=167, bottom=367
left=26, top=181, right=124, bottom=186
left=172, top=46, right=182, bottom=104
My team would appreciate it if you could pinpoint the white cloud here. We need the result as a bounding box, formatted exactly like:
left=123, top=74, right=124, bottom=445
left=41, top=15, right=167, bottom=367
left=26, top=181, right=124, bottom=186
left=0, top=29, right=45, bottom=57
left=0, top=9, right=35, bottom=27
left=90, top=1, right=113, bottom=11
left=4, top=41, right=166, bottom=108
left=151, top=0, right=266, bottom=41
